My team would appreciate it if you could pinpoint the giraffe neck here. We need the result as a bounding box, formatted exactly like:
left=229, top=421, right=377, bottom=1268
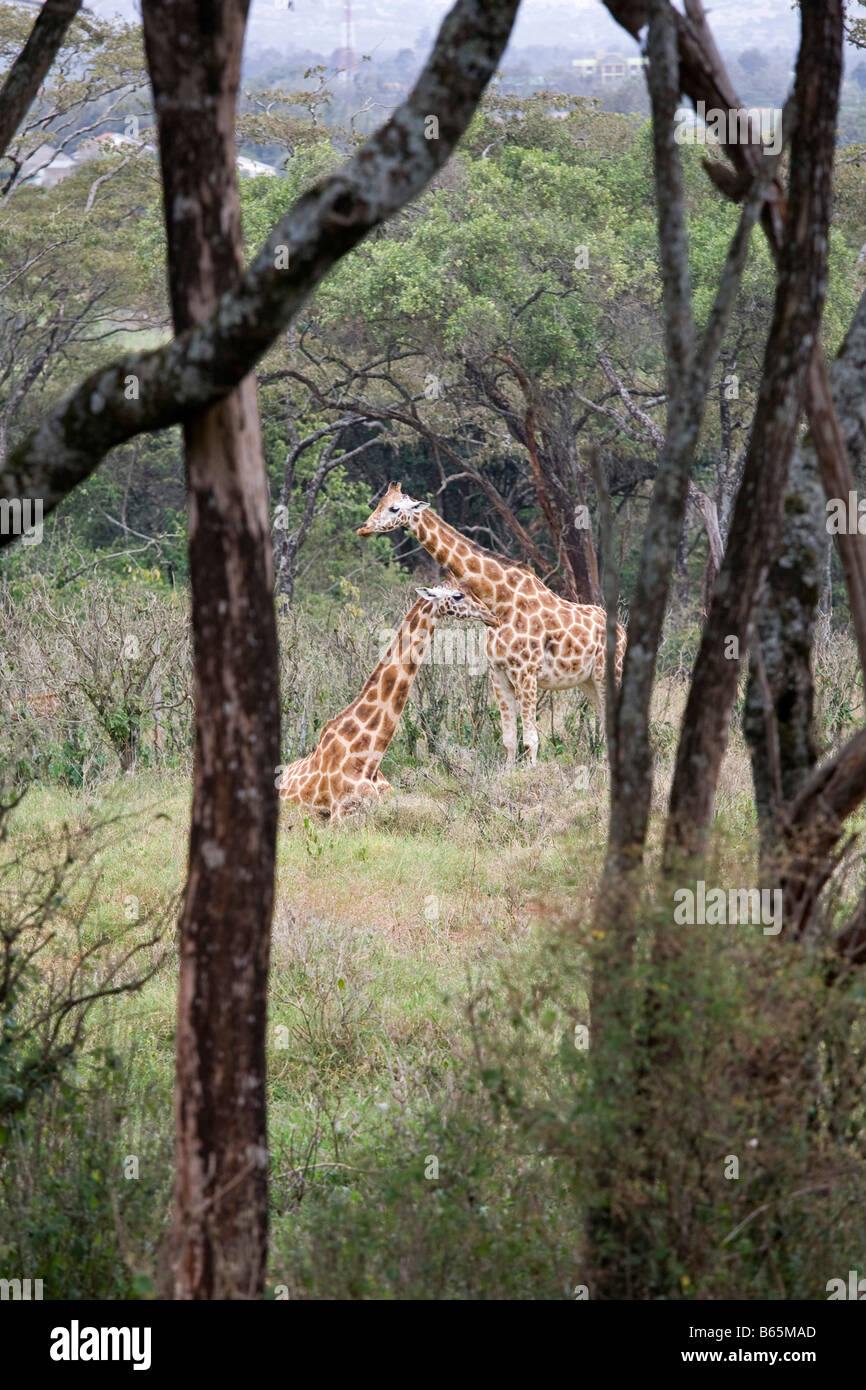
left=409, top=508, right=522, bottom=608
left=279, top=751, right=311, bottom=799
left=335, top=597, right=438, bottom=765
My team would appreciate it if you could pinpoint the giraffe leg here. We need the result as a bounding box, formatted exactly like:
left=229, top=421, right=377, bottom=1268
left=515, top=669, right=540, bottom=765
left=489, top=663, right=519, bottom=764
left=583, top=668, right=605, bottom=723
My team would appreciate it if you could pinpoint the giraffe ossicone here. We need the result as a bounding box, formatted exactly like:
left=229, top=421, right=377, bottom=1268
left=278, top=581, right=497, bottom=821
left=358, top=481, right=626, bottom=765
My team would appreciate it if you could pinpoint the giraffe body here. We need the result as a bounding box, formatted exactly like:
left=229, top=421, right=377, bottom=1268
left=279, top=583, right=496, bottom=819
left=358, top=484, right=626, bottom=764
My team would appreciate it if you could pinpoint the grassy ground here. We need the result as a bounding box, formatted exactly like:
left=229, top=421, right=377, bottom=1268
left=1, top=745, right=605, bottom=1298
left=3, top=631, right=864, bottom=1299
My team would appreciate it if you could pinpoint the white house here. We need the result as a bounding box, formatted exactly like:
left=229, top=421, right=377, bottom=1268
left=236, top=155, right=278, bottom=178
left=77, top=131, right=156, bottom=157
left=18, top=134, right=277, bottom=188
left=572, top=52, right=647, bottom=84
left=18, top=144, right=78, bottom=188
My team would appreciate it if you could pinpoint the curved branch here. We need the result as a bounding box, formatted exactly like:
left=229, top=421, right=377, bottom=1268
left=780, top=726, right=866, bottom=940
left=1, top=0, right=521, bottom=538
left=0, top=0, right=83, bottom=162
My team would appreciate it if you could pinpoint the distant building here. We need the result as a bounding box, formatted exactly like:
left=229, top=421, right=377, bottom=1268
left=18, top=144, right=77, bottom=188
left=572, top=52, right=647, bottom=84
left=77, top=131, right=156, bottom=157
left=14, top=127, right=278, bottom=189
left=675, top=104, right=781, bottom=149
left=236, top=155, right=277, bottom=178
left=76, top=135, right=275, bottom=178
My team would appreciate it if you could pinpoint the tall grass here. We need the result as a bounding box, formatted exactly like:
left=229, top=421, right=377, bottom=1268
left=1, top=583, right=864, bottom=1298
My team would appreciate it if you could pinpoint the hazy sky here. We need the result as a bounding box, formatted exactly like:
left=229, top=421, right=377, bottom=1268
left=87, top=0, right=800, bottom=61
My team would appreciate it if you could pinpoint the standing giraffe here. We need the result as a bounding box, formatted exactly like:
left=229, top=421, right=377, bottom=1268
left=358, top=483, right=626, bottom=764
left=279, top=582, right=497, bottom=820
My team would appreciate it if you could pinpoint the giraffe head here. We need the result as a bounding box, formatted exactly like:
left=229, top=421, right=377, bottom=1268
left=416, top=581, right=498, bottom=627
left=357, top=481, right=426, bottom=535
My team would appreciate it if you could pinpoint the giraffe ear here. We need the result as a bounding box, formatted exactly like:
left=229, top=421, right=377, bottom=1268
left=416, top=587, right=436, bottom=600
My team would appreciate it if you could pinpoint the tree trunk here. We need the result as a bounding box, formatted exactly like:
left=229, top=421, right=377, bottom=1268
left=470, top=355, right=602, bottom=600
left=542, top=439, right=601, bottom=604
left=664, top=0, right=842, bottom=861
left=745, top=287, right=866, bottom=872
left=142, top=0, right=280, bottom=1299
left=688, top=483, right=724, bottom=608
left=780, top=726, right=866, bottom=939
left=587, top=0, right=697, bottom=1298
left=743, top=443, right=825, bottom=866
left=274, top=522, right=298, bottom=602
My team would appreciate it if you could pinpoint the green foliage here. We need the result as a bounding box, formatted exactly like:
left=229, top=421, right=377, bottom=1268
left=0, top=1041, right=171, bottom=1300
left=4, top=73, right=865, bottom=624
left=240, top=140, right=341, bottom=252
left=269, top=1089, right=582, bottom=1299
left=0, top=575, right=192, bottom=784
left=320, top=127, right=659, bottom=384
left=465, top=889, right=866, bottom=1300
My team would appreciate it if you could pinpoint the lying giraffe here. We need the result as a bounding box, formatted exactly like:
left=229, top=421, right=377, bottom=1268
left=279, top=582, right=497, bottom=820
left=358, top=483, right=627, bottom=765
